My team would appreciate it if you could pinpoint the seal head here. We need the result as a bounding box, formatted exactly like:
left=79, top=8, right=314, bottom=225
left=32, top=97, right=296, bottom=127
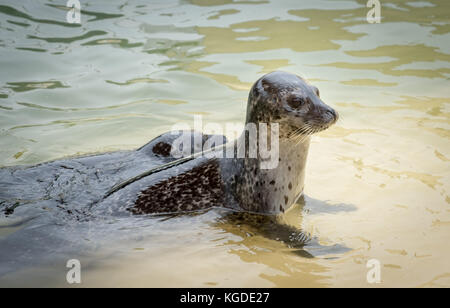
left=247, top=71, right=338, bottom=138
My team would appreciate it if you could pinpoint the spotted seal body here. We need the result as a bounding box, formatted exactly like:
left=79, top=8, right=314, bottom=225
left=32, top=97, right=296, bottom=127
left=131, top=160, right=224, bottom=214
left=100, top=71, right=338, bottom=216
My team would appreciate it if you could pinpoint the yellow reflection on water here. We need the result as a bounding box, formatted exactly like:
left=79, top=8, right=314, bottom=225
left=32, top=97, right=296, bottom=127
left=323, top=44, right=450, bottom=78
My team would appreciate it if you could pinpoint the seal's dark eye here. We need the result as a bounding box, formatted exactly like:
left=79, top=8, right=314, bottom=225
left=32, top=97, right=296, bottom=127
left=262, top=80, right=272, bottom=92
left=287, top=97, right=303, bottom=109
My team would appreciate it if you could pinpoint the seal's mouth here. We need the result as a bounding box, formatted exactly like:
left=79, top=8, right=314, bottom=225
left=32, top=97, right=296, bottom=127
left=287, top=108, right=338, bottom=142
left=301, top=122, right=334, bottom=135
left=306, top=105, right=339, bottom=133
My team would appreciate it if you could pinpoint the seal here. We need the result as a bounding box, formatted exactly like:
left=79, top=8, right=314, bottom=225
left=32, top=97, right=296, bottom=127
left=0, top=71, right=337, bottom=218
left=96, top=71, right=338, bottom=216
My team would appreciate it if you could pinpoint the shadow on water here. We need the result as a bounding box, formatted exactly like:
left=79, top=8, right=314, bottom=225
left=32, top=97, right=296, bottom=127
left=302, top=194, right=358, bottom=215
left=204, top=196, right=355, bottom=287
left=160, top=195, right=355, bottom=260
left=212, top=195, right=353, bottom=258
left=213, top=210, right=315, bottom=259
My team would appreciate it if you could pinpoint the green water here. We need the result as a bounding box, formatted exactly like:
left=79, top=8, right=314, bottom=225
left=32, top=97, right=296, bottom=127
left=0, top=0, right=449, bottom=287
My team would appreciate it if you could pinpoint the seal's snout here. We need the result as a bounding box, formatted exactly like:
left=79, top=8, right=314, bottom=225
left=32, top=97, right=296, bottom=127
left=326, top=107, right=339, bottom=124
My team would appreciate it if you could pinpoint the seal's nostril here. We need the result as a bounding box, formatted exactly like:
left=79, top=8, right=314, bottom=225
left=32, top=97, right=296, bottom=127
left=326, top=109, right=337, bottom=121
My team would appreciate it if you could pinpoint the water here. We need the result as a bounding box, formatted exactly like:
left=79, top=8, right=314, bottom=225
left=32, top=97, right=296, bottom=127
left=0, top=0, right=449, bottom=287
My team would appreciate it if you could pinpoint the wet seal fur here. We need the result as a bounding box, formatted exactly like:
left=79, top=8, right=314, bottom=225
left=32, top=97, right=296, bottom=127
left=119, top=71, right=338, bottom=215
left=0, top=131, right=225, bottom=218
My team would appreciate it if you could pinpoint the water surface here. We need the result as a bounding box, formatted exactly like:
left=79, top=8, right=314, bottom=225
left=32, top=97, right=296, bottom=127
left=0, top=0, right=449, bottom=287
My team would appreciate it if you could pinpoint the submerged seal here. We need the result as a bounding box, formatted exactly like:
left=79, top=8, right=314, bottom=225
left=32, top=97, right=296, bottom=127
left=97, top=71, right=338, bottom=215
left=0, top=131, right=225, bottom=218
